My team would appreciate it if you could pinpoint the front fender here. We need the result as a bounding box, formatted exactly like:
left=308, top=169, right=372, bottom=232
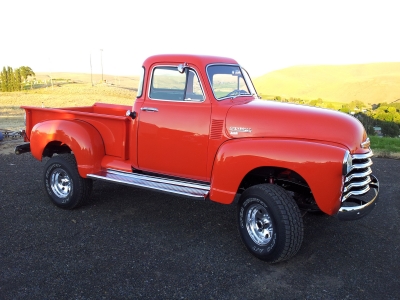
left=30, top=120, right=105, bottom=177
left=209, top=138, right=347, bottom=215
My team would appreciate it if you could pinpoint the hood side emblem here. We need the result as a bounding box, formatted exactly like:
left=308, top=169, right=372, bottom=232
left=229, top=126, right=252, bottom=135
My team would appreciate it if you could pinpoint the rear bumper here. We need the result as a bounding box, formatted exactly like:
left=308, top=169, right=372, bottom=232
left=15, top=143, right=31, bottom=155
left=336, top=174, right=379, bottom=221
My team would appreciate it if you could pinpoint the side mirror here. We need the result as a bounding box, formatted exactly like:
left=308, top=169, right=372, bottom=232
left=177, top=62, right=188, bottom=73
left=126, top=110, right=137, bottom=119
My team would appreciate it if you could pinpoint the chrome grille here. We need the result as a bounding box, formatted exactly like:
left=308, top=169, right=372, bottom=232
left=342, top=151, right=374, bottom=202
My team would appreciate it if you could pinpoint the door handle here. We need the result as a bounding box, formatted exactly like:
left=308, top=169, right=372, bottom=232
left=141, top=107, right=159, bottom=112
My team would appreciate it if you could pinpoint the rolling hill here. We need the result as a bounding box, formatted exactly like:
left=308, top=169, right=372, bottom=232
left=253, top=62, right=400, bottom=104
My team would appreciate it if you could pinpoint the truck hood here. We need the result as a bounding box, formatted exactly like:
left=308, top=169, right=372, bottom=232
left=225, top=100, right=367, bottom=152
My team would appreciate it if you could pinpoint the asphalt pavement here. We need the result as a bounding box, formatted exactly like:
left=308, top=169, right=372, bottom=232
left=0, top=153, right=399, bottom=299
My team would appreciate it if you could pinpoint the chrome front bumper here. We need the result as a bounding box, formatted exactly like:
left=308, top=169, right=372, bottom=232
left=336, top=175, right=379, bottom=221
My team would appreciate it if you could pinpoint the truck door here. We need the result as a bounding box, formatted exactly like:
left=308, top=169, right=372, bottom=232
left=137, top=65, right=211, bottom=181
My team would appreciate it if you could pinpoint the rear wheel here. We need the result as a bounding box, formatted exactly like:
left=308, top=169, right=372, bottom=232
left=238, top=184, right=303, bottom=263
left=43, top=154, right=92, bottom=209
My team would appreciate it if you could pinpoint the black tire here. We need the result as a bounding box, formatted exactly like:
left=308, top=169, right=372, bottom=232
left=237, top=184, right=303, bottom=263
left=43, top=154, right=92, bottom=209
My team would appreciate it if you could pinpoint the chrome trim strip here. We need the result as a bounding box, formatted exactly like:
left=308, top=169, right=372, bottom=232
left=344, top=168, right=372, bottom=183
left=87, top=169, right=210, bottom=199
left=343, top=176, right=372, bottom=193
left=147, top=64, right=206, bottom=103
left=106, top=169, right=210, bottom=191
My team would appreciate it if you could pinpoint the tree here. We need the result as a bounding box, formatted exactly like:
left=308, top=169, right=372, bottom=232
left=1, top=67, right=6, bottom=92
left=14, top=68, right=22, bottom=91
left=326, top=103, right=335, bottom=110
left=339, top=104, right=351, bottom=114
left=381, top=121, right=400, bottom=137
left=7, top=67, right=14, bottom=91
left=20, top=66, right=35, bottom=81
left=0, top=65, right=35, bottom=92
left=355, top=112, right=375, bottom=135
left=350, top=100, right=365, bottom=111
left=309, top=98, right=323, bottom=107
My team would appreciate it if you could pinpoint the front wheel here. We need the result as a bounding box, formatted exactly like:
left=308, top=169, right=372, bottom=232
left=43, top=154, right=92, bottom=209
left=238, top=184, right=303, bottom=263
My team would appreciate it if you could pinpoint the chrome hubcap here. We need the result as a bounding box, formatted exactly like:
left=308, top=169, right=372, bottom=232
left=246, top=203, right=274, bottom=245
left=50, top=168, right=72, bottom=198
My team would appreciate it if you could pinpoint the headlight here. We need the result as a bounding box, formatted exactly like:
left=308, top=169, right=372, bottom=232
left=342, top=150, right=352, bottom=175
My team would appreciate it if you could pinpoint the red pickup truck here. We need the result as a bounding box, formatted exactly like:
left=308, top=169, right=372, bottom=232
left=16, top=54, right=379, bottom=263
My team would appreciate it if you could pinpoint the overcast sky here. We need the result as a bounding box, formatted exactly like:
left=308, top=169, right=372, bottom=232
left=1, top=0, right=398, bottom=77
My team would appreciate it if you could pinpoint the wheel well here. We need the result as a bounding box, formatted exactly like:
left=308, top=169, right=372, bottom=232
left=42, top=141, right=72, bottom=158
left=238, top=167, right=317, bottom=210
left=238, top=167, right=308, bottom=192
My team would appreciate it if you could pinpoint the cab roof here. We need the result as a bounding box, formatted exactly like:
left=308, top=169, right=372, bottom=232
left=142, top=54, right=238, bottom=69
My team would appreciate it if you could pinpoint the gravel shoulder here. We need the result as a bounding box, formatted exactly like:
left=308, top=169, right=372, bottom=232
left=0, top=139, right=23, bottom=155
left=0, top=152, right=399, bottom=299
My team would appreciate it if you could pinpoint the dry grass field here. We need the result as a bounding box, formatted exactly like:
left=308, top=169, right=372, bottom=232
left=0, top=73, right=139, bottom=131
left=253, top=62, right=400, bottom=104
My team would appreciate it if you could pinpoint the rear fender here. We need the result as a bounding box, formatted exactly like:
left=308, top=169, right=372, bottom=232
left=30, top=120, right=105, bottom=177
left=209, top=138, right=346, bottom=215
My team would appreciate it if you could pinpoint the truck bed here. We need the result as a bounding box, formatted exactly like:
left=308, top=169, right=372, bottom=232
left=23, top=102, right=132, bottom=161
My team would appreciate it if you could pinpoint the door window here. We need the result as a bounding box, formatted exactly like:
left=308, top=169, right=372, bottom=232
left=149, top=66, right=205, bottom=101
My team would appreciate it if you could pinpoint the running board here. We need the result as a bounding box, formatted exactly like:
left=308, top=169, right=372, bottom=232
left=87, top=169, right=210, bottom=200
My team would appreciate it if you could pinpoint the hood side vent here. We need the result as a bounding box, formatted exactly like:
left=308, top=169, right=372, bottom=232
left=210, top=119, right=224, bottom=140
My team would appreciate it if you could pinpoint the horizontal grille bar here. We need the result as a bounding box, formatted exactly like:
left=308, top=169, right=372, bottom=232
left=343, top=176, right=372, bottom=193
left=344, top=168, right=372, bottom=183
left=351, top=160, right=373, bottom=171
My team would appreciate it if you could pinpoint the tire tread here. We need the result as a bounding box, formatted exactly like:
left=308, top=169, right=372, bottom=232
left=238, top=184, right=304, bottom=263
left=44, top=154, right=92, bottom=209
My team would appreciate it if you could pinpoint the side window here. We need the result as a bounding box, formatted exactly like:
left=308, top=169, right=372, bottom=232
left=186, top=70, right=205, bottom=101
left=136, top=66, right=145, bottom=98
left=149, top=66, right=205, bottom=101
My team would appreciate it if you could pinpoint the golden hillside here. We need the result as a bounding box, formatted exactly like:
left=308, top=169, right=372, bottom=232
left=253, top=62, right=400, bottom=104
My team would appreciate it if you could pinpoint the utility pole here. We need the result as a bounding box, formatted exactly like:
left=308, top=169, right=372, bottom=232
left=100, top=49, right=103, bottom=83
left=90, top=53, right=93, bottom=86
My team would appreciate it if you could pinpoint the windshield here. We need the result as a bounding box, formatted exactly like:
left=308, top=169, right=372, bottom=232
left=207, top=64, right=257, bottom=100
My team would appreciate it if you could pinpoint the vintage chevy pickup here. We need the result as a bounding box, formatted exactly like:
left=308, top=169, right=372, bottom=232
left=16, top=54, right=379, bottom=263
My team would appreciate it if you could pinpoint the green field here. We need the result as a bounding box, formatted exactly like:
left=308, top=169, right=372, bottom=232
left=370, top=136, right=400, bottom=158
